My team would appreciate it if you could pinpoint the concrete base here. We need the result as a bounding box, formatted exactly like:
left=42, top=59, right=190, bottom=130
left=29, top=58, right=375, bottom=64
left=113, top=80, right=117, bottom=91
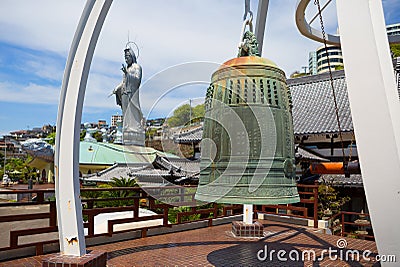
left=231, top=221, right=264, bottom=237
left=42, top=250, right=107, bottom=267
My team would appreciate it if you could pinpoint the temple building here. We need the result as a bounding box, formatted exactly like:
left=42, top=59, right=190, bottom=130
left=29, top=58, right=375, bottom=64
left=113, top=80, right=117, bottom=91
left=174, top=58, right=400, bottom=187
left=23, top=58, right=400, bottom=192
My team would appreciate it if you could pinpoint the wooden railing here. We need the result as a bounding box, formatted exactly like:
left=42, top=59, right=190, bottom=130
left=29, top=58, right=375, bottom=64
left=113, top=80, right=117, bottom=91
left=0, top=183, right=319, bottom=258
left=0, top=186, right=238, bottom=257
left=254, top=182, right=319, bottom=228
left=327, top=211, right=374, bottom=240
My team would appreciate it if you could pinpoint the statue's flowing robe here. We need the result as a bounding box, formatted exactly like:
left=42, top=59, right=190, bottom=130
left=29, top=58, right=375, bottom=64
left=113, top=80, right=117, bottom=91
left=115, top=63, right=145, bottom=145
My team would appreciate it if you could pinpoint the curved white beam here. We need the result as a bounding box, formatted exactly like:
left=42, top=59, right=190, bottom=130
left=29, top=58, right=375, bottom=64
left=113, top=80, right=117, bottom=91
left=55, top=0, right=112, bottom=256
left=295, top=0, right=340, bottom=45
left=295, top=0, right=400, bottom=45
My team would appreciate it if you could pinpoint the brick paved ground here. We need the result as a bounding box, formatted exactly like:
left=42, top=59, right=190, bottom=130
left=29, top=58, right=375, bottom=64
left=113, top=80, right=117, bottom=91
left=0, top=220, right=381, bottom=267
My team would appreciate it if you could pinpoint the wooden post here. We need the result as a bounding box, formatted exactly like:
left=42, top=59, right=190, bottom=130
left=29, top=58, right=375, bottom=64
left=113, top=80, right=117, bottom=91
left=341, top=212, right=345, bottom=237
left=133, top=198, right=139, bottom=218
left=313, top=181, right=319, bottom=228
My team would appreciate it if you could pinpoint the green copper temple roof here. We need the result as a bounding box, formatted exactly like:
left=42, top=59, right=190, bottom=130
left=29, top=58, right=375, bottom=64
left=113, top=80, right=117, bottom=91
left=79, top=141, right=176, bottom=165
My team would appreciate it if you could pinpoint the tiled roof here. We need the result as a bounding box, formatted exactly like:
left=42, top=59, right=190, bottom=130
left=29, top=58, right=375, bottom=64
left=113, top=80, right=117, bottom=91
left=319, top=174, right=363, bottom=187
left=82, top=163, right=151, bottom=182
left=82, top=158, right=364, bottom=187
left=82, top=156, right=200, bottom=184
left=288, top=70, right=354, bottom=135
left=174, top=126, right=203, bottom=143
left=162, top=157, right=200, bottom=173
left=173, top=60, right=400, bottom=139
left=295, top=145, right=329, bottom=162
left=82, top=163, right=170, bottom=184
left=173, top=70, right=354, bottom=141
left=154, top=156, right=200, bottom=181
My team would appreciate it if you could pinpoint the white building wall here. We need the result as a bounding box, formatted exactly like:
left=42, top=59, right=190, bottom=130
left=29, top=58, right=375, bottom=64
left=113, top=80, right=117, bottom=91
left=386, top=23, right=400, bottom=36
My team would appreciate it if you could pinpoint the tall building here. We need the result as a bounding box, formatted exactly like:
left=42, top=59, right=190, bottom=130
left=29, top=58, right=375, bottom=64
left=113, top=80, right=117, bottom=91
left=395, top=57, right=400, bottom=99
left=386, top=23, right=400, bottom=37
left=111, top=115, right=123, bottom=127
left=315, top=45, right=344, bottom=74
left=308, top=23, right=399, bottom=75
left=308, top=45, right=344, bottom=75
left=308, top=51, right=317, bottom=75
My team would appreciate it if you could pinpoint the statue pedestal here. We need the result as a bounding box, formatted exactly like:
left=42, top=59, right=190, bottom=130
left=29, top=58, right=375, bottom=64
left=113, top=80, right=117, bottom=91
left=123, top=130, right=145, bottom=146
left=232, top=221, right=264, bottom=237
left=42, top=250, right=106, bottom=267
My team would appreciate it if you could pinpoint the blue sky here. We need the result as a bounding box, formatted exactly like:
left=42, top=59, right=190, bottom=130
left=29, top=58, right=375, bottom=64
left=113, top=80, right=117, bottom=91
left=0, top=0, right=398, bottom=137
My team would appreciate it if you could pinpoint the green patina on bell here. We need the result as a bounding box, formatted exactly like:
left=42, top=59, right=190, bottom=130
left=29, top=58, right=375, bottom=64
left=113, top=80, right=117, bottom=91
left=195, top=30, right=300, bottom=205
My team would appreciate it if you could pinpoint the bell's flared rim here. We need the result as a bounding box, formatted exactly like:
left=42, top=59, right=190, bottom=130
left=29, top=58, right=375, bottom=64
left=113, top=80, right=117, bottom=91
left=219, top=56, right=278, bottom=70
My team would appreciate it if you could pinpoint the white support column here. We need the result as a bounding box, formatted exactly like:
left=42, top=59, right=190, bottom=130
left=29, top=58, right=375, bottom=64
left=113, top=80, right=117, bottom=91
left=336, top=0, right=400, bottom=263
left=243, top=204, right=253, bottom=224
left=254, top=0, right=269, bottom=55
left=55, top=0, right=112, bottom=256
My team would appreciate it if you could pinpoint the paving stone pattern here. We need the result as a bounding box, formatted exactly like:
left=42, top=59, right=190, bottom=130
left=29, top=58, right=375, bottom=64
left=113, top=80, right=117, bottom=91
left=0, top=221, right=380, bottom=267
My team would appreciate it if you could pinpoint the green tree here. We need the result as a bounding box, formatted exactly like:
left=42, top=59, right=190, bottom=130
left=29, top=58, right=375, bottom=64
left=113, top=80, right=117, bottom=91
left=80, top=130, right=86, bottom=141
left=192, top=104, right=205, bottom=123
left=81, top=184, right=113, bottom=208
left=290, top=71, right=309, bottom=78
left=46, top=130, right=87, bottom=144
left=110, top=176, right=138, bottom=188
left=168, top=206, right=201, bottom=224
left=1, top=155, right=36, bottom=182
left=167, top=103, right=205, bottom=127
left=390, top=43, right=400, bottom=57
left=92, top=131, right=103, bottom=142
left=167, top=104, right=191, bottom=127
left=45, top=132, right=56, bottom=145
left=0, top=153, right=4, bottom=167
left=109, top=177, right=138, bottom=206
left=318, top=183, right=350, bottom=219
left=146, top=128, right=158, bottom=139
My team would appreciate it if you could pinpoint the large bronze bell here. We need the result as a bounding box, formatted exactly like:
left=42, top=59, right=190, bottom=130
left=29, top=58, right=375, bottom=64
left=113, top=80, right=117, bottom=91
left=195, top=30, right=299, bottom=205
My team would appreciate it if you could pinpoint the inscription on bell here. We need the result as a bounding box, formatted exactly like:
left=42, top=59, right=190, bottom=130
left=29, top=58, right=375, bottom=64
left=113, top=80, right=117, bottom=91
left=195, top=55, right=300, bottom=205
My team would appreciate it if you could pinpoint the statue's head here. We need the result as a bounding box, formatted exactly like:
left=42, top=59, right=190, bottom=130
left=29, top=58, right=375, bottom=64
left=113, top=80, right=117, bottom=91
left=124, top=47, right=137, bottom=66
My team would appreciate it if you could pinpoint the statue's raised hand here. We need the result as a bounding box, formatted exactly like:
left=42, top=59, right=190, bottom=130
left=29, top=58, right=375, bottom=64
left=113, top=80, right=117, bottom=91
left=121, top=64, right=127, bottom=74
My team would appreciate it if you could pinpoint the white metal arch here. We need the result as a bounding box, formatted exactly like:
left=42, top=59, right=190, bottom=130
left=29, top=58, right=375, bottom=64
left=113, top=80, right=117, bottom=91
left=295, top=0, right=400, bottom=45
left=295, top=0, right=340, bottom=45
left=55, top=0, right=112, bottom=256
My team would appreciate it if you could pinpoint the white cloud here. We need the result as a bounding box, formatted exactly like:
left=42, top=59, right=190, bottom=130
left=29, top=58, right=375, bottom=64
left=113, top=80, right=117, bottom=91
left=0, top=0, right=397, bottom=123
left=0, top=0, right=85, bottom=56
left=0, top=1, right=316, bottom=74
left=24, top=58, right=64, bottom=82
left=0, top=81, right=59, bottom=104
